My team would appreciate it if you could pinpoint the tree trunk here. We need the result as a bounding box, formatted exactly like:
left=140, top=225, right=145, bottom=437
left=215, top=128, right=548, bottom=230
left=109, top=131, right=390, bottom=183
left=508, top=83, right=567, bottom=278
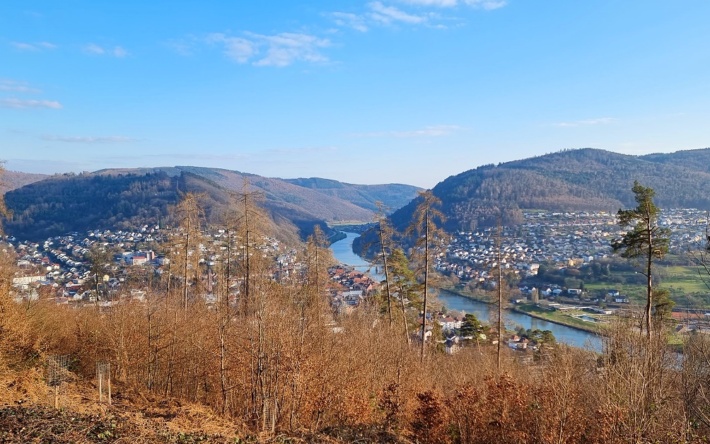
left=420, top=210, right=429, bottom=363
left=646, top=224, right=653, bottom=340
left=379, top=225, right=393, bottom=327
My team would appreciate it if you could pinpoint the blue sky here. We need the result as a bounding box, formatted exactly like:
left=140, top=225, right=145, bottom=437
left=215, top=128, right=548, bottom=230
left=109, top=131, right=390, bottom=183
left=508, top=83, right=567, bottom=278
left=1, top=1, right=709, bottom=188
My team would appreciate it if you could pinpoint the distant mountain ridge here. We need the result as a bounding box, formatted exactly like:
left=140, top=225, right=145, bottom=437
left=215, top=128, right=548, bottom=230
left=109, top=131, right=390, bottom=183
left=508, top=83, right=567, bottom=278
left=371, top=147, right=710, bottom=238
left=283, top=177, right=419, bottom=213
left=2, top=167, right=421, bottom=242
left=0, top=170, right=48, bottom=194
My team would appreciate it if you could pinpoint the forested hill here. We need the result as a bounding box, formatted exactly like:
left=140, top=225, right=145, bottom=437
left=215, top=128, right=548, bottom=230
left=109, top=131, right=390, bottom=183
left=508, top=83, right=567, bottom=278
left=640, top=148, right=710, bottom=174
left=284, top=177, right=421, bottom=213
left=385, top=147, right=710, bottom=235
left=0, top=170, right=47, bottom=194
left=3, top=172, right=180, bottom=242
left=93, top=166, right=420, bottom=219
left=2, top=167, right=420, bottom=242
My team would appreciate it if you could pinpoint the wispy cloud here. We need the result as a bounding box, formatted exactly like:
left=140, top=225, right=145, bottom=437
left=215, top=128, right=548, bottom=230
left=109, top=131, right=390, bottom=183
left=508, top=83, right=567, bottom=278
left=398, top=0, right=458, bottom=7
left=42, top=135, right=136, bottom=144
left=175, top=0, right=505, bottom=67
left=330, top=0, right=505, bottom=31
left=83, top=43, right=129, bottom=58
left=399, top=0, right=507, bottom=8
left=264, top=146, right=338, bottom=156
left=553, top=117, right=616, bottom=128
left=462, top=0, right=507, bottom=10
left=329, top=12, right=370, bottom=32
left=11, top=41, right=56, bottom=51
left=205, top=32, right=330, bottom=67
left=368, top=1, right=430, bottom=24
left=113, top=46, right=128, bottom=58
left=205, top=34, right=257, bottom=63
left=0, top=79, right=41, bottom=93
left=0, top=98, right=62, bottom=109
left=255, top=33, right=330, bottom=66
left=353, top=124, right=463, bottom=138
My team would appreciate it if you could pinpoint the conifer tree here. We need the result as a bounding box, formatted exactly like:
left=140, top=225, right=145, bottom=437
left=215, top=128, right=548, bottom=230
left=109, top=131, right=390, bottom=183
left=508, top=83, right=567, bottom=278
left=613, top=181, right=670, bottom=339
left=387, top=248, right=420, bottom=344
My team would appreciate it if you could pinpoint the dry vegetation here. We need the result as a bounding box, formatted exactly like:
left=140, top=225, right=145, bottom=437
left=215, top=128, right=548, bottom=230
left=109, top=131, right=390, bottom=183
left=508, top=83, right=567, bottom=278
left=2, top=245, right=710, bottom=443
left=2, top=189, right=710, bottom=443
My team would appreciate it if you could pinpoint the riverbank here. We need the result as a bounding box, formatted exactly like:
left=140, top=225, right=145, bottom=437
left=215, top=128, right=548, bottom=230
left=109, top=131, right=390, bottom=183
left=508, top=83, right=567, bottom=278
left=440, top=286, right=604, bottom=336
left=511, top=305, right=604, bottom=335
left=438, top=286, right=496, bottom=305
left=330, top=236, right=602, bottom=350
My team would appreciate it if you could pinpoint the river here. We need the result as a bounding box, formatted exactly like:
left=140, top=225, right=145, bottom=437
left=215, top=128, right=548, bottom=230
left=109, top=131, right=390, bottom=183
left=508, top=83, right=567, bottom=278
left=329, top=232, right=385, bottom=280
left=330, top=232, right=603, bottom=351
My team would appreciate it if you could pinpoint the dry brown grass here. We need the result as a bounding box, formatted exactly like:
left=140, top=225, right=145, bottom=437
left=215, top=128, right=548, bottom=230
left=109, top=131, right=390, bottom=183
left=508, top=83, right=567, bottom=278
left=2, top=241, right=710, bottom=443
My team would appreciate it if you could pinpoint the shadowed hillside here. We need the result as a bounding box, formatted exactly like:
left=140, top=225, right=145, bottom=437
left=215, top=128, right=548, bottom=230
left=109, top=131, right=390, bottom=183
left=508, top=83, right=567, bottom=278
left=95, top=166, right=419, bottom=223
left=355, top=148, right=710, bottom=254
left=401, top=148, right=710, bottom=231
left=4, top=172, right=179, bottom=242
left=2, top=167, right=420, bottom=242
left=0, top=170, right=47, bottom=194
left=284, top=177, right=422, bottom=213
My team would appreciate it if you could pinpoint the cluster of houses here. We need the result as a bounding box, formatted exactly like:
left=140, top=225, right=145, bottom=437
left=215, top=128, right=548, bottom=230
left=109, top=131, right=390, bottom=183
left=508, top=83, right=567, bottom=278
left=328, top=266, right=379, bottom=312
left=439, top=209, right=709, bottom=292
left=5, top=208, right=710, bottom=339
left=439, top=212, right=620, bottom=288
left=432, top=311, right=553, bottom=355
left=5, top=224, right=293, bottom=306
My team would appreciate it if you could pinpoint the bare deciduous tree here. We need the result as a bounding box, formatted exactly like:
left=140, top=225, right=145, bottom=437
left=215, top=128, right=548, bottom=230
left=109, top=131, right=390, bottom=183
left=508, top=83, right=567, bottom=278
left=407, top=190, right=447, bottom=363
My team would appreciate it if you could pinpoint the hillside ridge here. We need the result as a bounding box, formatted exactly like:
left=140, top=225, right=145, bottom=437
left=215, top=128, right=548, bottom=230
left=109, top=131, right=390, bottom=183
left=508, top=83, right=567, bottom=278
left=2, top=167, right=420, bottom=242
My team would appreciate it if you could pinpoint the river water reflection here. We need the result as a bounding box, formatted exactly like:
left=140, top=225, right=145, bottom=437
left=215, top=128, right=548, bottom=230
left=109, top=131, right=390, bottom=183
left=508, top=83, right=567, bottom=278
left=330, top=232, right=602, bottom=352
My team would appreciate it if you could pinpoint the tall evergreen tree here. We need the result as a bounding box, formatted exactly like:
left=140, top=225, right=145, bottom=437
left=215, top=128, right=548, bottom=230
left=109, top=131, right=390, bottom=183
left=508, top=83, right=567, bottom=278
left=613, top=181, right=670, bottom=339
left=386, top=248, right=420, bottom=344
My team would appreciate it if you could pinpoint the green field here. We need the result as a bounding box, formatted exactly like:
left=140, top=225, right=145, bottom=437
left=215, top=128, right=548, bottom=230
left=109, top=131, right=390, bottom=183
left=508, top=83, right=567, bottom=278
left=514, top=304, right=606, bottom=334
left=660, top=266, right=710, bottom=293
left=583, top=265, right=710, bottom=307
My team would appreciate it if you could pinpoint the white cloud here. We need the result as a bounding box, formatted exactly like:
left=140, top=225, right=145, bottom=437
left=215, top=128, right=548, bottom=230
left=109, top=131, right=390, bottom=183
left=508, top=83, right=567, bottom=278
left=206, top=33, right=256, bottom=63
left=206, top=32, right=330, bottom=67
left=84, top=43, right=129, bottom=58
left=42, top=135, right=136, bottom=143
left=399, top=0, right=457, bottom=6
left=11, top=41, right=56, bottom=51
left=353, top=124, right=463, bottom=138
left=0, top=79, right=40, bottom=93
left=329, top=12, right=370, bottom=32
left=331, top=0, right=505, bottom=33
left=463, top=0, right=507, bottom=10
left=166, top=39, right=195, bottom=56
left=264, top=146, right=338, bottom=156
left=401, top=0, right=505, bottom=9
left=253, top=32, right=330, bottom=67
left=553, top=117, right=616, bottom=128
left=112, top=46, right=128, bottom=58
left=368, top=1, right=428, bottom=24
left=84, top=43, right=105, bottom=55
left=0, top=98, right=62, bottom=109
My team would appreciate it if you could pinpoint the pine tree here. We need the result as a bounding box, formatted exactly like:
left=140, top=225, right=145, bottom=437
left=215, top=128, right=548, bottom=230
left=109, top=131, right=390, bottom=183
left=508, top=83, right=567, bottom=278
left=613, top=181, right=670, bottom=339
left=386, top=248, right=420, bottom=344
